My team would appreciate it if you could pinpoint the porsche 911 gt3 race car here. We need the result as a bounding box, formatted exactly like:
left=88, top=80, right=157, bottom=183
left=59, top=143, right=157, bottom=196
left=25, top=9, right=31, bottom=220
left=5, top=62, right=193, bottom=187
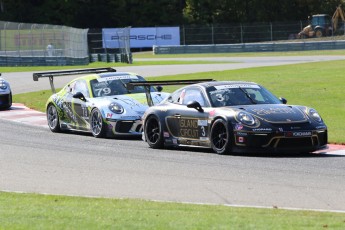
left=33, top=68, right=169, bottom=138
left=141, top=80, right=328, bottom=154
left=0, top=74, right=12, bottom=110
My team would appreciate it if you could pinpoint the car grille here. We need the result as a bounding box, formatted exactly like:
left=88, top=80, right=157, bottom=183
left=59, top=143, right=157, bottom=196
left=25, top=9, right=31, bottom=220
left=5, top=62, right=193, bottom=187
left=0, top=94, right=10, bottom=105
left=135, top=124, right=142, bottom=132
left=276, top=137, right=314, bottom=148
left=115, top=121, right=134, bottom=133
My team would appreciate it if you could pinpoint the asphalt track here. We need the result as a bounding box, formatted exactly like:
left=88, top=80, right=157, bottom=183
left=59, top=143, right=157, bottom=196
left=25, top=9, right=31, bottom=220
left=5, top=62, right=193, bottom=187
left=1, top=56, right=345, bottom=212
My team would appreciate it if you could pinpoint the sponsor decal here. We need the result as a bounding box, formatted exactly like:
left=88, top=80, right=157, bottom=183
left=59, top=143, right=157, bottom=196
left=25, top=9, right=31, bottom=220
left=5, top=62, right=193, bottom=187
left=172, top=139, right=178, bottom=144
left=252, top=128, right=272, bottom=132
left=198, top=120, right=208, bottom=126
left=164, top=132, right=170, bottom=137
left=238, top=136, right=245, bottom=143
left=200, top=137, right=208, bottom=140
left=209, top=109, right=216, bottom=116
left=316, top=125, right=327, bottom=129
left=120, top=116, right=140, bottom=119
left=179, top=118, right=207, bottom=138
left=235, top=124, right=244, bottom=130
left=285, top=131, right=312, bottom=137
left=279, top=127, right=284, bottom=132
left=106, top=113, right=113, bottom=118
left=98, top=75, right=138, bottom=82
left=290, top=126, right=301, bottom=130
left=214, top=84, right=260, bottom=90
left=252, top=107, right=296, bottom=116
left=236, top=132, right=248, bottom=136
left=165, top=139, right=173, bottom=144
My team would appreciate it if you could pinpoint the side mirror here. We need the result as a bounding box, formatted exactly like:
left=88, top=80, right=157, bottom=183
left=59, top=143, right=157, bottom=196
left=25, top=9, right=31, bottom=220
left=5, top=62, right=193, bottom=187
left=73, top=92, right=86, bottom=102
left=156, top=86, right=163, bottom=92
left=187, top=100, right=204, bottom=112
left=279, top=97, right=287, bottom=104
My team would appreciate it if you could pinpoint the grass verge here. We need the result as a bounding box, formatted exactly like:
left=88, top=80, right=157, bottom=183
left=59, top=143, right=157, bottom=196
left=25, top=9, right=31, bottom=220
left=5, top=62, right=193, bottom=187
left=1, top=192, right=345, bottom=229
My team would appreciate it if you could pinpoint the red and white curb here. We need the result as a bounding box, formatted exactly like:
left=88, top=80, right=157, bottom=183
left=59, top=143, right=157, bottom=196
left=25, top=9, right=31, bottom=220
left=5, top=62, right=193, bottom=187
left=1, top=103, right=345, bottom=155
left=0, top=103, right=47, bottom=128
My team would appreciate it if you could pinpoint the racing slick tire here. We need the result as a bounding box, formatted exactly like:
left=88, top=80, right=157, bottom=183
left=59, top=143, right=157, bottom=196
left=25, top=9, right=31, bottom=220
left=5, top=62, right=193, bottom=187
left=144, top=115, right=164, bottom=149
left=90, top=108, right=106, bottom=138
left=47, top=103, right=61, bottom=132
left=210, top=118, right=231, bottom=155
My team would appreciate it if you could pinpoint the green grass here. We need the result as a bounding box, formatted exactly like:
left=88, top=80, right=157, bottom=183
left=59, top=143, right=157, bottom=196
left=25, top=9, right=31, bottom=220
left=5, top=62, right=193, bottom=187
left=1, top=192, right=344, bottom=230
left=14, top=59, right=345, bottom=144
left=1, top=49, right=345, bottom=73
left=133, top=49, right=345, bottom=58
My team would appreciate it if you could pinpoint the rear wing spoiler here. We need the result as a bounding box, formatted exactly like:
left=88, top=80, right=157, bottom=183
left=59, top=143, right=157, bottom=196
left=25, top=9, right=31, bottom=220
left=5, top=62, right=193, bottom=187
left=127, top=79, right=214, bottom=106
left=33, top=67, right=117, bottom=93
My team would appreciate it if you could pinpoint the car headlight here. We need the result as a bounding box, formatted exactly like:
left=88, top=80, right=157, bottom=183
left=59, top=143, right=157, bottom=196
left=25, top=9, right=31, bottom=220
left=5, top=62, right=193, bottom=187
left=236, top=111, right=256, bottom=126
left=0, top=80, right=7, bottom=90
left=108, top=102, right=124, bottom=114
left=308, top=108, right=322, bottom=123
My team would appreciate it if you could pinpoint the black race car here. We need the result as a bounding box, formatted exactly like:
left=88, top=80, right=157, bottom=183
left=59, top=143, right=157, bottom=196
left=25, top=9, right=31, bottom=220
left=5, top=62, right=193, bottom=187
left=141, top=81, right=328, bottom=154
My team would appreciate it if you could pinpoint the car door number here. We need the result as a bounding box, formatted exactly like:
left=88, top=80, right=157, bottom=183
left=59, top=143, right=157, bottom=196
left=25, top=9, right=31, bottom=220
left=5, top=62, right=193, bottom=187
left=179, top=118, right=208, bottom=139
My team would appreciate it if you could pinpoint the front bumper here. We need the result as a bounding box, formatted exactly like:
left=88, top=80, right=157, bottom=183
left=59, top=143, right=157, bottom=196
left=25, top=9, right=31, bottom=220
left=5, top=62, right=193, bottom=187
left=0, top=93, right=11, bottom=108
left=105, top=118, right=143, bottom=137
left=233, top=129, right=328, bottom=153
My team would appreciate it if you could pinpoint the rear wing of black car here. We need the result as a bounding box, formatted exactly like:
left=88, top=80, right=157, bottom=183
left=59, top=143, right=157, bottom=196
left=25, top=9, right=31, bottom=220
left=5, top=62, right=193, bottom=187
left=33, top=67, right=117, bottom=93
left=127, top=79, right=214, bottom=106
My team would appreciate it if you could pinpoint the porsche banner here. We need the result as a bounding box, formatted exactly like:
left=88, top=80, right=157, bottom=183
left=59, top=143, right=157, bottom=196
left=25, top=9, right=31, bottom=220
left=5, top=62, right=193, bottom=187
left=102, top=27, right=180, bottom=48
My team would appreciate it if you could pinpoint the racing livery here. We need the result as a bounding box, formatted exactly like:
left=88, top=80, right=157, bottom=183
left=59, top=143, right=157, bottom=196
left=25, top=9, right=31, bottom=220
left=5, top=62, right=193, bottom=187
left=0, top=74, right=12, bottom=109
left=33, top=68, right=169, bottom=138
left=142, top=81, right=328, bottom=154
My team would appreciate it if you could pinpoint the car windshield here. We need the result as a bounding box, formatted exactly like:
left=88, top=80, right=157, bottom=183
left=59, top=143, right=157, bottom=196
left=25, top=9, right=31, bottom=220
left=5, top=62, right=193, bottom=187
left=90, top=74, right=154, bottom=97
left=206, top=84, right=282, bottom=107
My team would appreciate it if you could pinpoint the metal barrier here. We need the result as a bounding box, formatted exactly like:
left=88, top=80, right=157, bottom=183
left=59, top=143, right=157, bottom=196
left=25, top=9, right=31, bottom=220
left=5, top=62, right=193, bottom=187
left=153, top=40, right=345, bottom=54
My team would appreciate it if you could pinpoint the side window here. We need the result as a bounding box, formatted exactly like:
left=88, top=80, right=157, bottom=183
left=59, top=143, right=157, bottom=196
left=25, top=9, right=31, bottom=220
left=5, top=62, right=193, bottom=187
left=168, top=89, right=184, bottom=104
left=75, top=80, right=90, bottom=97
left=181, top=88, right=206, bottom=106
left=74, top=80, right=90, bottom=98
left=65, top=81, right=76, bottom=94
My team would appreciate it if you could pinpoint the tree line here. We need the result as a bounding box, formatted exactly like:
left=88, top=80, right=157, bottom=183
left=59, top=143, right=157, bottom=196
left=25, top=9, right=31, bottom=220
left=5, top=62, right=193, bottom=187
left=0, top=0, right=343, bottom=28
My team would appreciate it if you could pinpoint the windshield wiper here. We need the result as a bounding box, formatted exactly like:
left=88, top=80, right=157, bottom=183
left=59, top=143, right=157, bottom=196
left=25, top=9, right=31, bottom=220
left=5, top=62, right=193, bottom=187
left=238, top=87, right=257, bottom=104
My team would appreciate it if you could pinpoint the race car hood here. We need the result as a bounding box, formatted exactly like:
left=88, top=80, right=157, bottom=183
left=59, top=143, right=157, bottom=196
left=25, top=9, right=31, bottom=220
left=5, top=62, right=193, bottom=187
left=240, top=104, right=308, bottom=123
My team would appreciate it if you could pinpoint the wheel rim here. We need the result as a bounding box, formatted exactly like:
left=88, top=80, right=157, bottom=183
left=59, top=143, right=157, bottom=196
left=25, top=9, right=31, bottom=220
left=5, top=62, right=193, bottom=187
left=315, top=30, right=322, bottom=38
left=147, top=118, right=160, bottom=144
left=47, top=105, right=58, bottom=129
left=212, top=123, right=228, bottom=150
left=91, top=110, right=103, bottom=135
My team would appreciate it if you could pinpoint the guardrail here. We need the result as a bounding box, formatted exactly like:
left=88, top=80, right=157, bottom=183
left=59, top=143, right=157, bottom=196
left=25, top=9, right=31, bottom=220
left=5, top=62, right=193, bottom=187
left=153, top=40, right=345, bottom=54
